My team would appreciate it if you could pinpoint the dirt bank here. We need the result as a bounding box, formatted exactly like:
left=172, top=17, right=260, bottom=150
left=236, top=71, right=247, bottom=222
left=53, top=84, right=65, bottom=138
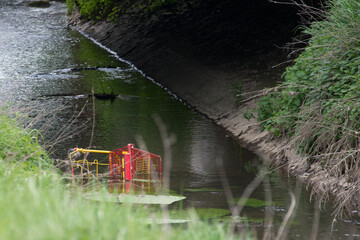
left=67, top=0, right=358, bottom=217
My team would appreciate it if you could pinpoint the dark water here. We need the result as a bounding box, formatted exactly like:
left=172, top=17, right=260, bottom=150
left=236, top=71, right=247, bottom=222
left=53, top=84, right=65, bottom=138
left=1, top=1, right=360, bottom=239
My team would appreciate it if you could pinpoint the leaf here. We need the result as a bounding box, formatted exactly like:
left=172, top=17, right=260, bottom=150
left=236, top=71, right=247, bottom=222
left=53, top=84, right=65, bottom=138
left=169, top=208, right=231, bottom=220
left=184, top=188, right=223, bottom=193
left=231, top=197, right=274, bottom=208
left=145, top=218, right=190, bottom=224
left=145, top=208, right=232, bottom=224
left=118, top=194, right=186, bottom=204
left=84, top=192, right=186, bottom=205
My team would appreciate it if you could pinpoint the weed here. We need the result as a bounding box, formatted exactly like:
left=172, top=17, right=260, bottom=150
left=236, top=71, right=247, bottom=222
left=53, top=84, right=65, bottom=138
left=232, top=80, right=243, bottom=107
left=0, top=111, right=51, bottom=170
left=148, top=0, right=177, bottom=11
left=256, top=0, right=360, bottom=215
left=258, top=0, right=360, bottom=154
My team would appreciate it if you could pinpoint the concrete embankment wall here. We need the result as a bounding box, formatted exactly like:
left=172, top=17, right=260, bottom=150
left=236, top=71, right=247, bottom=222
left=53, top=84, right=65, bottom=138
left=68, top=0, right=308, bottom=179
left=68, top=0, right=360, bottom=217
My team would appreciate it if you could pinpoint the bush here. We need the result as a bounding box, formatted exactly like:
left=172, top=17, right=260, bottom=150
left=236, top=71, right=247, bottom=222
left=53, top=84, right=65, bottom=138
left=66, top=0, right=180, bottom=20
left=257, top=0, right=360, bottom=168
left=0, top=111, right=51, bottom=170
left=67, top=0, right=117, bottom=20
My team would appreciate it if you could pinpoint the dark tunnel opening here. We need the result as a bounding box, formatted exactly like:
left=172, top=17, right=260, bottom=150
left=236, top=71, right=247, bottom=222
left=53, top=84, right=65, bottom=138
left=146, top=0, right=324, bottom=63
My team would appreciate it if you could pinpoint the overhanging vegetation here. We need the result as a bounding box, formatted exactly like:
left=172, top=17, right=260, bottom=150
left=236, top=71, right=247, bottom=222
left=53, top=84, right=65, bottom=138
left=256, top=0, right=360, bottom=216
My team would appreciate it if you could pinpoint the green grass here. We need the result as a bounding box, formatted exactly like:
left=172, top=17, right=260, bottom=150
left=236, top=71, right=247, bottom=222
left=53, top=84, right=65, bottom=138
left=0, top=111, right=51, bottom=170
left=0, top=110, right=248, bottom=240
left=257, top=0, right=360, bottom=160
left=0, top=167, right=240, bottom=240
left=66, top=0, right=179, bottom=21
left=253, top=0, right=360, bottom=215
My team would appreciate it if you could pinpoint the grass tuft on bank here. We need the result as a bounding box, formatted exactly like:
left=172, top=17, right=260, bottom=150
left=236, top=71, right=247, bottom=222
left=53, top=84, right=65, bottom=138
left=257, top=0, right=360, bottom=215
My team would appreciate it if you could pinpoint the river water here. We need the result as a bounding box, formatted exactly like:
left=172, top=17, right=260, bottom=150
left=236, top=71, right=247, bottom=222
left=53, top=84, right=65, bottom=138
left=1, top=1, right=360, bottom=239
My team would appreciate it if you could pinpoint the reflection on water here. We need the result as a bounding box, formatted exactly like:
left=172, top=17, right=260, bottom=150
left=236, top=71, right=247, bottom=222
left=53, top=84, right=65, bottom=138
left=1, top=1, right=360, bottom=239
left=108, top=179, right=161, bottom=195
left=73, top=177, right=162, bottom=196
left=188, top=119, right=223, bottom=177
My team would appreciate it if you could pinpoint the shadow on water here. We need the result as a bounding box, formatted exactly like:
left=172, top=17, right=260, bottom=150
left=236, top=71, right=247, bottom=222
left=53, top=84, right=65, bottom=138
left=1, top=1, right=360, bottom=239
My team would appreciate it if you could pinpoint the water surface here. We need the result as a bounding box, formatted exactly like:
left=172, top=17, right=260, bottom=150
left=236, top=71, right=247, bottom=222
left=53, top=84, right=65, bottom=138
left=1, top=1, right=359, bottom=239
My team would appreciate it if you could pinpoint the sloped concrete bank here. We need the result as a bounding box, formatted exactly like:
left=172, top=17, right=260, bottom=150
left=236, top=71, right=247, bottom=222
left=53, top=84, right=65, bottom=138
left=68, top=0, right=358, bottom=216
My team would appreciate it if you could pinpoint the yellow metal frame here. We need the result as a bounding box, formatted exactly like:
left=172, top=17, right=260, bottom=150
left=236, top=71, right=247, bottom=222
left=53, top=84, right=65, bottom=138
left=70, top=148, right=111, bottom=181
left=70, top=148, right=157, bottom=182
left=72, top=159, right=110, bottom=177
left=72, top=148, right=111, bottom=155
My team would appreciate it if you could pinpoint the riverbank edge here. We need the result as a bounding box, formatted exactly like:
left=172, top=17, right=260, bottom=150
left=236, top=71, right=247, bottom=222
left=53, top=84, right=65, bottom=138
left=67, top=15, right=355, bottom=216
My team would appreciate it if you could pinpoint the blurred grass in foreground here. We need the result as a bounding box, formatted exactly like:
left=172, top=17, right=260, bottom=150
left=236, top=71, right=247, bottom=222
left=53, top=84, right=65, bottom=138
left=0, top=109, right=248, bottom=240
